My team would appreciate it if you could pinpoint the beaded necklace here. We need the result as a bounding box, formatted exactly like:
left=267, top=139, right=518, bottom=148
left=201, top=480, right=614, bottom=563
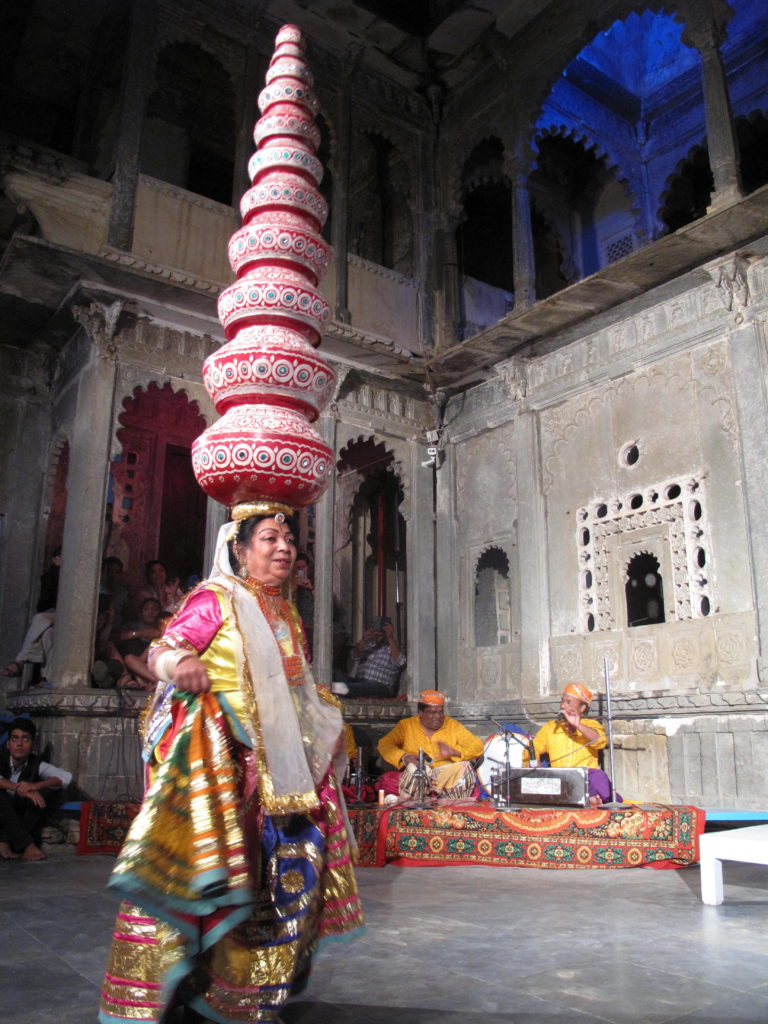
left=241, top=576, right=305, bottom=685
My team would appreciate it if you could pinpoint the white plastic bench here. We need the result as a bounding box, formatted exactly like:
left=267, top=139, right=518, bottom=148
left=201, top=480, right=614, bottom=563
left=699, top=823, right=768, bottom=905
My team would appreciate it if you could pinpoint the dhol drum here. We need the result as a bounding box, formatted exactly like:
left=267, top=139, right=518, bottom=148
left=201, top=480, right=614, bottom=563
left=477, top=731, right=528, bottom=795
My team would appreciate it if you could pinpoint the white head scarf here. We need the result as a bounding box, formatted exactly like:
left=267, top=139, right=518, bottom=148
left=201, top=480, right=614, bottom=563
left=208, top=521, right=343, bottom=814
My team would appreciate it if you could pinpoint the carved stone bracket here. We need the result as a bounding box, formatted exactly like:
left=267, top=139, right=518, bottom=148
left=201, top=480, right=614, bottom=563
left=706, top=254, right=752, bottom=316
left=72, top=300, right=125, bottom=359
left=330, top=365, right=352, bottom=413
left=494, top=359, right=528, bottom=403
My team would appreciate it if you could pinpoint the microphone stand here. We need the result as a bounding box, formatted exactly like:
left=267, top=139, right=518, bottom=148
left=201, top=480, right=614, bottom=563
left=354, top=746, right=364, bottom=802
left=602, top=657, right=623, bottom=807
left=411, top=748, right=429, bottom=807
left=487, top=718, right=532, bottom=808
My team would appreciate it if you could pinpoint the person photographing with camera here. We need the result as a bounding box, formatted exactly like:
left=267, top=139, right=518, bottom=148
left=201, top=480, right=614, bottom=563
left=343, top=615, right=405, bottom=698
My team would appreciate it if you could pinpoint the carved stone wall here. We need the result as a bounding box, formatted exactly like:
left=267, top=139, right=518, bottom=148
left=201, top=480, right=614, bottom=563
left=455, top=423, right=521, bottom=700
left=538, top=334, right=754, bottom=694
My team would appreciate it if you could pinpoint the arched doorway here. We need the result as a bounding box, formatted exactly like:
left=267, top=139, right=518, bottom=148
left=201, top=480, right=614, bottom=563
left=474, top=546, right=511, bottom=648
left=625, top=551, right=665, bottom=627
left=108, top=382, right=208, bottom=596
left=336, top=438, right=407, bottom=654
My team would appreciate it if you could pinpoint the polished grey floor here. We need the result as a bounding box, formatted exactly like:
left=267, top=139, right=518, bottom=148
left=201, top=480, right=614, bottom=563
left=2, top=846, right=768, bottom=1024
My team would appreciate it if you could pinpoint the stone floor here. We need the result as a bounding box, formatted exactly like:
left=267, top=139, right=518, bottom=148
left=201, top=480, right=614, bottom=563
left=2, top=847, right=768, bottom=1024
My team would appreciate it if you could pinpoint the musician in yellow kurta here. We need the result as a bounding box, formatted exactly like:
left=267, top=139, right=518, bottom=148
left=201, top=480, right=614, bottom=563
left=527, top=682, right=618, bottom=806
left=378, top=689, right=484, bottom=800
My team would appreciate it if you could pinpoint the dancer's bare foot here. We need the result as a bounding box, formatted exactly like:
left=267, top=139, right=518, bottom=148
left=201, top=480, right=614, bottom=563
left=0, top=661, right=22, bottom=677
left=22, top=843, right=46, bottom=861
left=588, top=795, right=604, bottom=808
left=0, top=842, right=18, bottom=860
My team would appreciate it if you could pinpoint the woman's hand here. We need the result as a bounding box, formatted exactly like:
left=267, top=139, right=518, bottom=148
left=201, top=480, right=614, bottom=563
left=173, top=654, right=211, bottom=693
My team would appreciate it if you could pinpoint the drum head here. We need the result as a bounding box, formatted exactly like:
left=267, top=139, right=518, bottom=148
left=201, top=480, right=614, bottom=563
left=477, top=732, right=525, bottom=789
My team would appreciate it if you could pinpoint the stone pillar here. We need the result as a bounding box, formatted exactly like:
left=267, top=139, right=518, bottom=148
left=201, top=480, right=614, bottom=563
left=203, top=497, right=227, bottom=576
left=107, top=0, right=156, bottom=250
left=436, top=211, right=463, bottom=350
left=49, top=304, right=123, bottom=690
left=515, top=409, right=551, bottom=696
left=416, top=108, right=438, bottom=353
left=332, top=47, right=362, bottom=324
left=505, top=154, right=536, bottom=309
left=728, top=313, right=768, bottom=682
left=682, top=10, right=743, bottom=209
left=0, top=378, right=50, bottom=670
left=404, top=445, right=437, bottom=695
left=434, top=444, right=460, bottom=698
left=313, top=411, right=339, bottom=685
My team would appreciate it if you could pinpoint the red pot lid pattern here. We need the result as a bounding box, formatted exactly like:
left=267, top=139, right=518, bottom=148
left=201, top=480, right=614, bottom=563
left=193, top=24, right=336, bottom=513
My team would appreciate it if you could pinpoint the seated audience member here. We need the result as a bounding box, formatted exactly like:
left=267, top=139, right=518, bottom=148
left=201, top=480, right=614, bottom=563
left=344, top=616, right=405, bottom=698
left=138, top=560, right=183, bottom=616
left=100, top=556, right=130, bottom=636
left=527, top=682, right=619, bottom=806
left=1, top=548, right=62, bottom=684
left=91, top=595, right=132, bottom=689
left=37, top=547, right=62, bottom=612
left=115, top=597, right=163, bottom=690
left=0, top=717, right=72, bottom=860
left=1, top=613, right=56, bottom=686
left=377, top=689, right=484, bottom=801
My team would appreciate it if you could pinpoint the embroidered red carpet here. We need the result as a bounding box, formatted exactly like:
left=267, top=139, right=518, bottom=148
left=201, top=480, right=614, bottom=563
left=77, top=801, right=140, bottom=855
left=349, top=803, right=705, bottom=869
left=77, top=799, right=704, bottom=868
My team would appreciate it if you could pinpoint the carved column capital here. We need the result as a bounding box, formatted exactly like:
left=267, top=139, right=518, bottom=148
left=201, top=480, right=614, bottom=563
left=330, top=365, right=353, bottom=414
left=706, top=254, right=760, bottom=317
left=72, top=300, right=125, bottom=359
left=680, top=4, right=729, bottom=53
left=495, top=359, right=528, bottom=403
left=342, top=42, right=364, bottom=78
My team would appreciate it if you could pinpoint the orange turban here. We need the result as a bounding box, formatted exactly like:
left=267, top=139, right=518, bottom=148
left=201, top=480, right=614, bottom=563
left=563, top=682, right=592, bottom=705
left=418, top=689, right=446, bottom=706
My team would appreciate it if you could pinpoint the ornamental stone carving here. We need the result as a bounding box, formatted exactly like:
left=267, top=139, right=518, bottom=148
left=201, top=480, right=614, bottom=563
left=558, top=647, right=582, bottom=681
left=671, top=638, right=696, bottom=670
left=631, top=638, right=657, bottom=675
left=717, top=631, right=745, bottom=666
left=577, top=474, right=713, bottom=634
left=72, top=301, right=125, bottom=358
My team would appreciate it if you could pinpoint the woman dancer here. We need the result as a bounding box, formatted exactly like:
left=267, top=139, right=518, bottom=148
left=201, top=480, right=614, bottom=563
left=100, top=502, right=363, bottom=1024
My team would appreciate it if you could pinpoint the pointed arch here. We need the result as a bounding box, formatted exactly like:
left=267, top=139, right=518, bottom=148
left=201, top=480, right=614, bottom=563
left=109, top=382, right=208, bottom=593
left=348, top=126, right=414, bottom=275
left=334, top=432, right=409, bottom=652
left=143, top=40, right=236, bottom=203
left=657, top=140, right=713, bottom=232
left=624, top=550, right=666, bottom=628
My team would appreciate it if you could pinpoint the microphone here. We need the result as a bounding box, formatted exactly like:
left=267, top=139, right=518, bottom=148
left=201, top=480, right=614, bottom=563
left=488, top=718, right=529, bottom=750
